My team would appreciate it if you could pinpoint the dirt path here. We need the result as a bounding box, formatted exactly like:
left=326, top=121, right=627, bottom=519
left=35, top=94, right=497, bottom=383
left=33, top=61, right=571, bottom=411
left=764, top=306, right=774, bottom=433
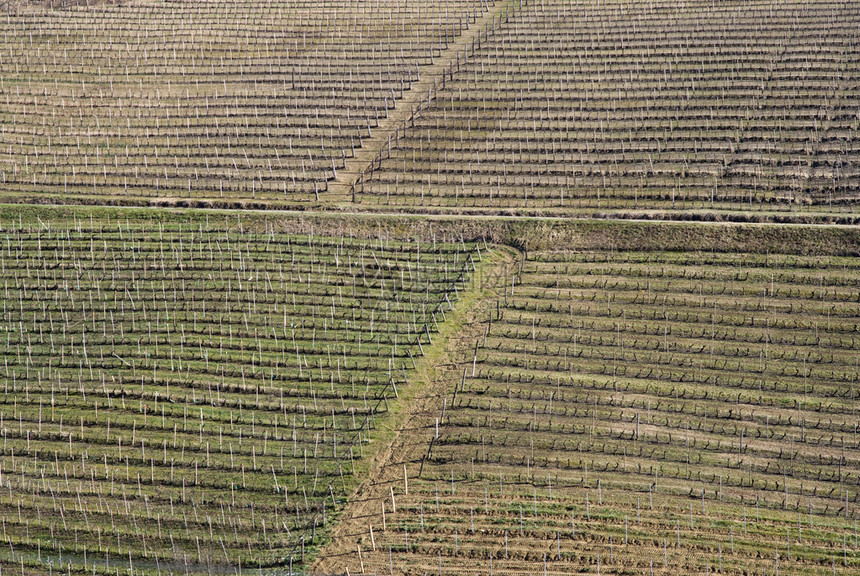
left=309, top=246, right=518, bottom=575
left=323, top=0, right=516, bottom=203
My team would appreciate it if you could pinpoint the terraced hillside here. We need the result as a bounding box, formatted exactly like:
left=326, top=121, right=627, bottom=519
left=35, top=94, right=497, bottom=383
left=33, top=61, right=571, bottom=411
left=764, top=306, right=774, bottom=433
left=0, top=212, right=480, bottom=574
left=319, top=246, right=860, bottom=575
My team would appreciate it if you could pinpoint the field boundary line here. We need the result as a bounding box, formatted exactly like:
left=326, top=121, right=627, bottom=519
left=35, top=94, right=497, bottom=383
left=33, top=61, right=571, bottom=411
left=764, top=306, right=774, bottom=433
left=5, top=202, right=860, bottom=230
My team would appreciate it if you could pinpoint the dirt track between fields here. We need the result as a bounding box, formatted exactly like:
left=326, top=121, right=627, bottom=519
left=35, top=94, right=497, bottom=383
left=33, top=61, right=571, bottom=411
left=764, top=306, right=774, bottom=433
left=324, top=0, right=515, bottom=203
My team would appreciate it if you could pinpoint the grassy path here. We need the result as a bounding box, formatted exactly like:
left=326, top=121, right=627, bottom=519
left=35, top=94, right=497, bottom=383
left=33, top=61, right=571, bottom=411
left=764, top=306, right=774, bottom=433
left=308, top=246, right=518, bottom=574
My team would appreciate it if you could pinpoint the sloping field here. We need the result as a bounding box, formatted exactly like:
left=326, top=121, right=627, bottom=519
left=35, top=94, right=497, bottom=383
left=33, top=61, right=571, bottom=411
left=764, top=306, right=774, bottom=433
left=2, top=0, right=860, bottom=573
left=0, top=211, right=480, bottom=573
left=318, top=245, right=860, bottom=575
left=353, top=0, right=860, bottom=218
left=1, top=0, right=858, bottom=221
left=0, top=0, right=495, bottom=206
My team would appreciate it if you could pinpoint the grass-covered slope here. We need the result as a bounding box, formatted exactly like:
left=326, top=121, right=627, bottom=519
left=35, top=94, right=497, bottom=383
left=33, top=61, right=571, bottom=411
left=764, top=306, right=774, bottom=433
left=0, top=212, right=479, bottom=574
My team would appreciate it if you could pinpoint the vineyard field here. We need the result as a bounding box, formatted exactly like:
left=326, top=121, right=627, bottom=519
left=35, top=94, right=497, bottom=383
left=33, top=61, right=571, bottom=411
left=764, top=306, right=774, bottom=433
left=2, top=0, right=860, bottom=573
left=352, top=0, right=860, bottom=218
left=318, top=246, right=860, bottom=575
left=0, top=212, right=481, bottom=574
left=1, top=0, right=858, bottom=220
left=0, top=0, right=495, bottom=206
